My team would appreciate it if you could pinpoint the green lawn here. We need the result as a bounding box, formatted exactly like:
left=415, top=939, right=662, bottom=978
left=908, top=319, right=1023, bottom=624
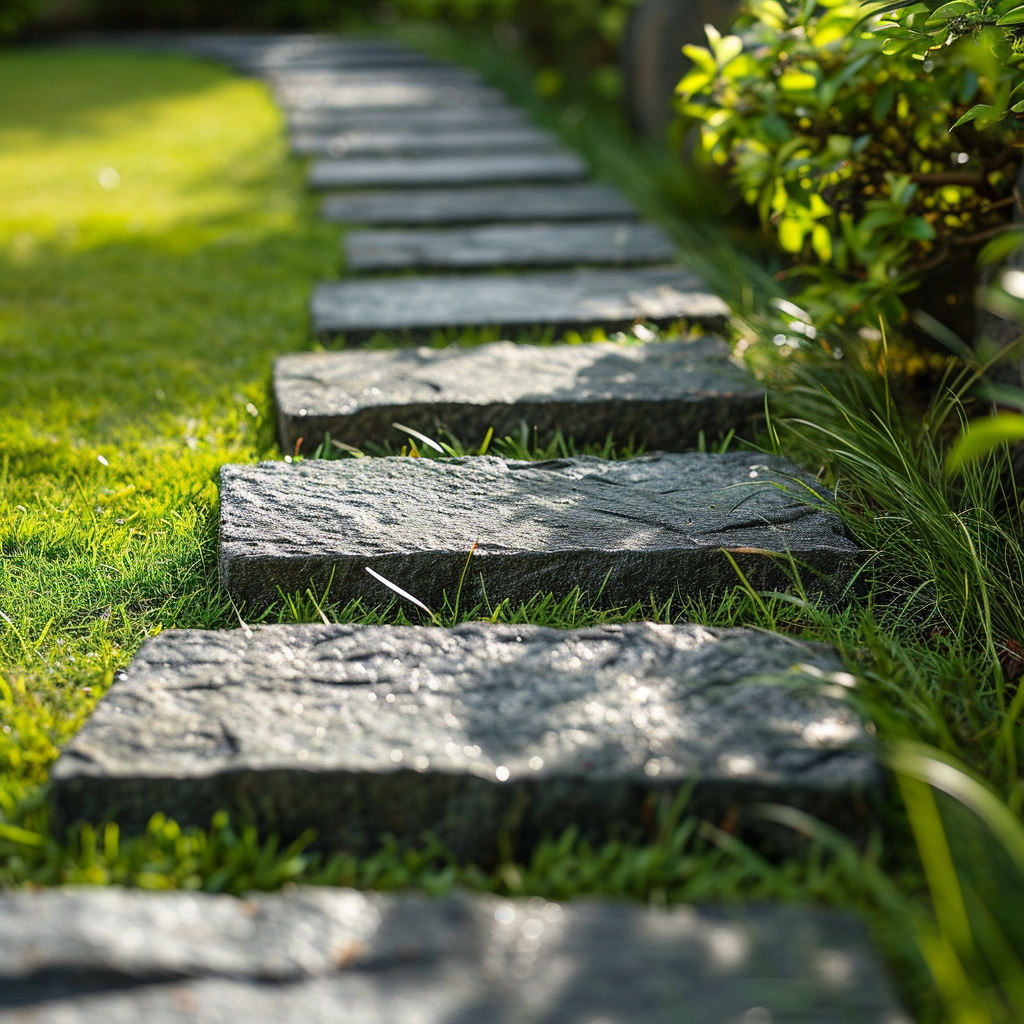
left=5, top=36, right=1024, bottom=1023
left=0, top=47, right=342, bottom=807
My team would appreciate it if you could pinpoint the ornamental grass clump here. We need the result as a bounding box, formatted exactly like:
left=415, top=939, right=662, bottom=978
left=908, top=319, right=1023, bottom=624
left=675, top=0, right=1021, bottom=335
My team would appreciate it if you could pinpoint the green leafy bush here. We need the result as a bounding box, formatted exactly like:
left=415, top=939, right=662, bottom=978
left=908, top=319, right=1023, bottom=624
left=872, top=0, right=1024, bottom=127
left=675, top=0, right=1020, bottom=334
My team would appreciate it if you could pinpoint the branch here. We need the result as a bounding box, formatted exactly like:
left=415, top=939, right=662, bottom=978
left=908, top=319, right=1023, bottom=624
left=910, top=172, right=986, bottom=187
left=948, top=222, right=1021, bottom=247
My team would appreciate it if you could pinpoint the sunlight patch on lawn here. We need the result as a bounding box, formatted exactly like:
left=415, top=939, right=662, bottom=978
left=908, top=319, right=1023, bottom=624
left=0, top=49, right=296, bottom=250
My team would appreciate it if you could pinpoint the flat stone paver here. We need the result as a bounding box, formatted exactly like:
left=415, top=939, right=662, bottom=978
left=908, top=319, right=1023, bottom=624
left=274, top=338, right=761, bottom=454
left=310, top=266, right=727, bottom=339
left=289, top=105, right=530, bottom=132
left=255, top=51, right=445, bottom=71
left=50, top=622, right=876, bottom=853
left=0, top=887, right=908, bottom=1023
left=217, top=453, right=861, bottom=610
left=344, top=221, right=677, bottom=271
left=292, top=126, right=560, bottom=157
left=279, top=81, right=506, bottom=110
left=272, top=69, right=487, bottom=93
left=308, top=152, right=587, bottom=189
left=321, top=182, right=636, bottom=225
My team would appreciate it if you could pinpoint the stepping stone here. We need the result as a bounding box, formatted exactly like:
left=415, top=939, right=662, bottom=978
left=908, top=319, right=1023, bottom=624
left=289, top=105, right=529, bottom=132
left=291, top=126, right=560, bottom=157
left=321, top=182, right=637, bottom=226
left=217, top=453, right=861, bottom=611
left=50, top=622, right=877, bottom=855
left=278, top=81, right=505, bottom=111
left=256, top=52, right=447, bottom=71
left=274, top=338, right=761, bottom=454
left=344, top=221, right=677, bottom=271
left=310, top=266, right=727, bottom=339
left=271, top=69, right=487, bottom=88
left=308, top=151, right=587, bottom=190
left=0, top=888, right=907, bottom=1024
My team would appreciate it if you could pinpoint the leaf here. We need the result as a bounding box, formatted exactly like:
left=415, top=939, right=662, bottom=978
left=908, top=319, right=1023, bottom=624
left=996, top=4, right=1024, bottom=22
left=0, top=823, right=43, bottom=847
left=902, top=215, right=937, bottom=240
left=889, top=744, right=1024, bottom=877
left=950, top=103, right=996, bottom=128
left=779, top=217, right=808, bottom=252
left=947, top=413, right=1024, bottom=472
left=682, top=45, right=717, bottom=76
left=676, top=69, right=714, bottom=96
left=882, top=36, right=916, bottom=54
left=977, top=226, right=1024, bottom=265
left=779, top=69, right=818, bottom=91
left=809, top=193, right=832, bottom=218
left=811, top=222, right=833, bottom=261
left=925, top=0, right=978, bottom=24
left=710, top=33, right=743, bottom=67
left=392, top=421, right=444, bottom=453
left=754, top=0, right=788, bottom=28
left=912, top=308, right=978, bottom=365
left=365, top=567, right=433, bottom=614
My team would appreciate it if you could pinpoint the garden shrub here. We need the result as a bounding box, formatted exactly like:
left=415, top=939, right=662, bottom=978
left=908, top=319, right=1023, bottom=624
left=675, top=0, right=1021, bottom=337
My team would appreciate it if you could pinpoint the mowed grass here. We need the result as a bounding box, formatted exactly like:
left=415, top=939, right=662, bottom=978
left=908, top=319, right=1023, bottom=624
left=0, top=47, right=341, bottom=805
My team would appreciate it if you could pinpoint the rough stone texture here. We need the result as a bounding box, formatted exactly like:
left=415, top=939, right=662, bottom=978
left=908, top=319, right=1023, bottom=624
left=279, top=81, right=506, bottom=111
left=344, top=221, right=677, bottom=271
left=289, top=105, right=529, bottom=133
left=271, top=68, right=486, bottom=88
left=51, top=622, right=876, bottom=855
left=0, top=888, right=909, bottom=1024
left=291, top=126, right=559, bottom=157
left=274, top=338, right=762, bottom=454
left=320, top=182, right=636, bottom=226
left=183, top=35, right=424, bottom=72
left=217, top=453, right=861, bottom=612
left=308, top=152, right=587, bottom=190
left=311, top=266, right=727, bottom=339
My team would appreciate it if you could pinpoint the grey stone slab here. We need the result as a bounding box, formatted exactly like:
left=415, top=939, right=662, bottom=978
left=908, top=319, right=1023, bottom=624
left=289, top=105, right=529, bottom=133
left=271, top=69, right=486, bottom=89
left=51, top=622, right=876, bottom=854
left=0, top=888, right=909, bottom=1024
left=274, top=338, right=761, bottom=454
left=308, top=152, right=587, bottom=190
left=344, top=221, right=677, bottom=271
left=255, top=52, right=447, bottom=71
left=320, top=182, right=637, bottom=226
left=292, top=126, right=560, bottom=157
left=216, top=453, right=861, bottom=612
left=310, top=266, right=727, bottom=339
left=279, top=81, right=506, bottom=111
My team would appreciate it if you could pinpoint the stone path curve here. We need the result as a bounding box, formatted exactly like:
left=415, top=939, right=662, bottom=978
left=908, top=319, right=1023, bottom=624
left=10, top=33, right=910, bottom=1023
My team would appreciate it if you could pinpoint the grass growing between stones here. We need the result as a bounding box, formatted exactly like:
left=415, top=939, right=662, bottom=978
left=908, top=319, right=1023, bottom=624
left=4, top=37, right=1024, bottom=1023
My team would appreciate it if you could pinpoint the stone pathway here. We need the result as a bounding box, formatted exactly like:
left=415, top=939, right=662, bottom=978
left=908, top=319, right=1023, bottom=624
left=217, top=454, right=860, bottom=611
left=12, top=33, right=910, bottom=1022
left=292, top=125, right=560, bottom=157
left=321, top=181, right=637, bottom=225
left=0, top=888, right=909, bottom=1024
left=344, top=220, right=677, bottom=271
left=311, top=266, right=728, bottom=339
left=308, top=150, right=588, bottom=189
left=50, top=622, right=878, bottom=860
left=273, top=337, right=761, bottom=453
